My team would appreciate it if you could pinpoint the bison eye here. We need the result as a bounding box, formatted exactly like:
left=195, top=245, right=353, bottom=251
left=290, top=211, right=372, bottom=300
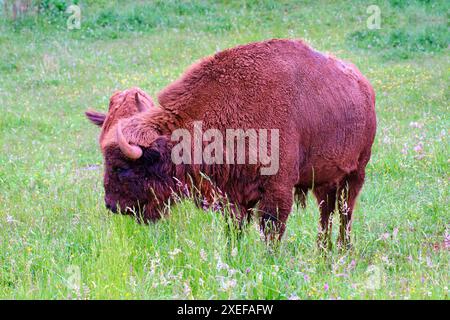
left=113, top=167, right=128, bottom=174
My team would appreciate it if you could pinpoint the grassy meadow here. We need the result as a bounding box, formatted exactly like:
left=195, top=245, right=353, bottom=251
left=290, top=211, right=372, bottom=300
left=0, top=0, right=448, bottom=299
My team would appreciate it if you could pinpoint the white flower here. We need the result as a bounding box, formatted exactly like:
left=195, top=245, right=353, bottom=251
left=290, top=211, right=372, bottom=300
left=183, top=282, right=192, bottom=296
left=216, top=259, right=229, bottom=271
left=168, top=248, right=182, bottom=259
left=6, top=215, right=15, bottom=224
left=160, top=275, right=169, bottom=287
left=214, top=250, right=220, bottom=260
left=288, top=294, right=300, bottom=300
left=257, top=273, right=263, bottom=282
left=228, top=268, right=237, bottom=276
left=409, top=122, right=423, bottom=129
left=231, top=247, right=237, bottom=257
left=200, top=249, right=207, bottom=262
left=186, top=239, right=195, bottom=247
left=221, top=279, right=237, bottom=291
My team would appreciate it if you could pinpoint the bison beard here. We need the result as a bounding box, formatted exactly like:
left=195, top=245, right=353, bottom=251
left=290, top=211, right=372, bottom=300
left=86, top=39, right=376, bottom=249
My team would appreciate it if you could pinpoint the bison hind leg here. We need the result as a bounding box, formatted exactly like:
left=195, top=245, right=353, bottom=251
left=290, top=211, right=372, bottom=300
left=337, top=169, right=366, bottom=250
left=337, top=149, right=371, bottom=250
left=313, top=184, right=337, bottom=251
left=295, top=185, right=309, bottom=208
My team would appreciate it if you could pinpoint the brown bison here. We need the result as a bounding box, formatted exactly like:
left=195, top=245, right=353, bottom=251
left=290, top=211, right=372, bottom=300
left=86, top=39, right=376, bottom=248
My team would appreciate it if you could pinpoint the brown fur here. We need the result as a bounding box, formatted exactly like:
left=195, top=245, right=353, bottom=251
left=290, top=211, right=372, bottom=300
left=86, top=87, right=155, bottom=148
left=88, top=39, right=376, bottom=247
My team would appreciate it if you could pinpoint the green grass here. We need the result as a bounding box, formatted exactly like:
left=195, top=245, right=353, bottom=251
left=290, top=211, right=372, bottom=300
left=0, top=0, right=448, bottom=299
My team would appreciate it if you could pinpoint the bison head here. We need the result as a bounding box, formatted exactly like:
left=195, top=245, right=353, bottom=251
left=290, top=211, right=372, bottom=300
left=85, top=87, right=154, bottom=148
left=86, top=88, right=175, bottom=222
left=103, top=121, right=175, bottom=221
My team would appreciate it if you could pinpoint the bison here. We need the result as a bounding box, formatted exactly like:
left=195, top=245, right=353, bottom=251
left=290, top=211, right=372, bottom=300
left=86, top=39, right=376, bottom=249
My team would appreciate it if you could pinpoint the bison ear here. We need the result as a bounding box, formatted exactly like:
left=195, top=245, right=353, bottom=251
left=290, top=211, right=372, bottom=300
left=85, top=109, right=106, bottom=127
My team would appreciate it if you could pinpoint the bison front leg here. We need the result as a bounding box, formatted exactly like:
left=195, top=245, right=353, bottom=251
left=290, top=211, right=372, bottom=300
left=258, top=186, right=293, bottom=242
left=222, top=202, right=251, bottom=241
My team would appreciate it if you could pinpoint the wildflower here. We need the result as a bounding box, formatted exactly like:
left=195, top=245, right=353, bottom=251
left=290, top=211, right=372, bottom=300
left=199, top=249, right=207, bottom=262
left=183, top=282, right=192, bottom=296
left=160, top=275, right=169, bottom=287
left=348, top=260, right=356, bottom=270
left=214, top=251, right=220, bottom=260
left=201, top=198, right=209, bottom=210
left=212, top=201, right=222, bottom=212
left=168, top=248, right=182, bottom=259
left=257, top=273, right=263, bottom=282
left=216, top=259, right=229, bottom=271
left=392, top=228, right=399, bottom=239
left=182, top=184, right=190, bottom=197
left=335, top=273, right=349, bottom=278
left=288, top=294, right=300, bottom=300
left=303, top=274, right=310, bottom=282
left=6, top=215, right=15, bottom=224
left=413, top=142, right=423, bottom=154
left=221, top=279, right=237, bottom=291
left=437, top=129, right=446, bottom=141
left=444, top=231, right=450, bottom=249
left=174, top=178, right=190, bottom=197
left=401, top=144, right=408, bottom=155
left=409, top=122, right=423, bottom=129
left=380, top=232, right=390, bottom=240
left=426, top=256, right=433, bottom=268
left=245, top=267, right=251, bottom=274
left=324, top=283, right=329, bottom=292
left=186, top=239, right=195, bottom=247
left=231, top=247, right=237, bottom=257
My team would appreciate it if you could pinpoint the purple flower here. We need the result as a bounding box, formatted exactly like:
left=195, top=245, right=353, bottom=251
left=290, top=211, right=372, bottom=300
left=212, top=202, right=222, bottom=212
left=201, top=198, right=209, bottom=210
left=348, top=260, right=356, bottom=270
left=324, top=283, right=329, bottom=291
left=413, top=142, right=423, bottom=154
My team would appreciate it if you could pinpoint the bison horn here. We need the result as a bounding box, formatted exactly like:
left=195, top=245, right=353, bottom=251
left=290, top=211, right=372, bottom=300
left=135, top=92, right=150, bottom=112
left=116, top=121, right=143, bottom=160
